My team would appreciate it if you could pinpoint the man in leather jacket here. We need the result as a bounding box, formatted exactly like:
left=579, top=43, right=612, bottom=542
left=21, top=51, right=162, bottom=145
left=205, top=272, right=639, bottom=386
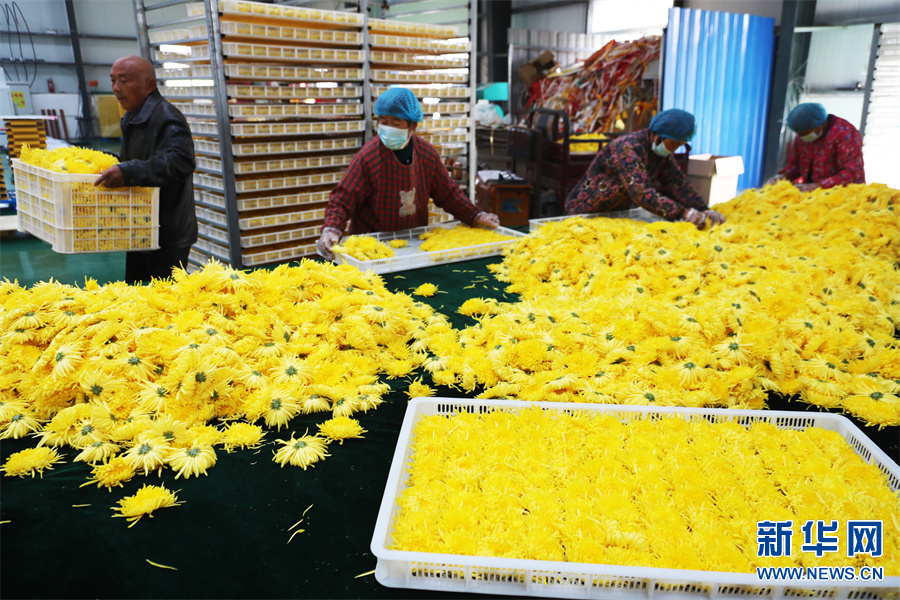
left=95, top=55, right=197, bottom=284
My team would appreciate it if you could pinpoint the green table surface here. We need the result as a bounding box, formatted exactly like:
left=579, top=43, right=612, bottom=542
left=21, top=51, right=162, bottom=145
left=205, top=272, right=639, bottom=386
left=1, top=257, right=897, bottom=600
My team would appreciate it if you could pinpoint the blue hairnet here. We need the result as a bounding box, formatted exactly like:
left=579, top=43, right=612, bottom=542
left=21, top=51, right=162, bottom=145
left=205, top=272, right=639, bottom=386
left=787, top=103, right=827, bottom=132
left=374, top=87, right=424, bottom=123
left=648, top=109, right=695, bottom=142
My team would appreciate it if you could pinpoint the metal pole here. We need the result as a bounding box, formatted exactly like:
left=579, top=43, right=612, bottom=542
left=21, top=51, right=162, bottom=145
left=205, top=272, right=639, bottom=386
left=361, top=0, right=373, bottom=143
left=133, top=0, right=152, bottom=61
left=204, top=0, right=243, bottom=268
left=762, top=0, right=816, bottom=181
left=468, top=0, right=477, bottom=201
left=859, top=24, right=881, bottom=140
left=65, top=0, right=94, bottom=139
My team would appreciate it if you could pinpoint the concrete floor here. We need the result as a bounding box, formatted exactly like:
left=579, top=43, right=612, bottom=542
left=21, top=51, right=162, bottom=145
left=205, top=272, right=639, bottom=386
left=0, top=231, right=125, bottom=287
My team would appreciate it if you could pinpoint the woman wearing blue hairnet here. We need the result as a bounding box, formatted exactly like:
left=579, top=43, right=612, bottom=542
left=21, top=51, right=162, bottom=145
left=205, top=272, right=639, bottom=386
left=765, top=103, right=864, bottom=191
left=565, top=108, right=724, bottom=229
left=317, top=88, right=499, bottom=260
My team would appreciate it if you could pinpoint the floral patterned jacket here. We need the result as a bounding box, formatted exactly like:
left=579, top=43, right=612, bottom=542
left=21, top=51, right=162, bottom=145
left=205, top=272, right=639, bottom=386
left=779, top=115, right=865, bottom=188
left=564, top=129, right=708, bottom=220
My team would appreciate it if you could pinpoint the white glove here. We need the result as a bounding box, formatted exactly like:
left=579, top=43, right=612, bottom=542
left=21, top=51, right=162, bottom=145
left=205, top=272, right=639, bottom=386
left=474, top=212, right=500, bottom=228
left=682, top=207, right=707, bottom=230
left=703, top=209, right=725, bottom=225
left=316, top=227, right=342, bottom=261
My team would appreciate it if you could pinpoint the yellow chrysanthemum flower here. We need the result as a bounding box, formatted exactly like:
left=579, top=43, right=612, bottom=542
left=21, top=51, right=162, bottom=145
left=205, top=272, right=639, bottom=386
left=317, top=416, right=366, bottom=444
left=2, top=447, right=63, bottom=478
left=272, top=433, right=330, bottom=469
left=112, top=484, right=182, bottom=528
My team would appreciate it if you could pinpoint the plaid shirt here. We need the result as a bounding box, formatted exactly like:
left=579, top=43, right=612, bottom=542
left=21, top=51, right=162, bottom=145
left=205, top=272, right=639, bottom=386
left=323, top=136, right=480, bottom=234
left=779, top=115, right=864, bottom=188
left=564, top=129, right=708, bottom=220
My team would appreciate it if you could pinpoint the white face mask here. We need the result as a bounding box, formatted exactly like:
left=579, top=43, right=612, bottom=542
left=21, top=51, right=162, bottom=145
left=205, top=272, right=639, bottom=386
left=652, top=140, right=672, bottom=157
left=377, top=124, right=411, bottom=150
left=800, top=130, right=821, bottom=143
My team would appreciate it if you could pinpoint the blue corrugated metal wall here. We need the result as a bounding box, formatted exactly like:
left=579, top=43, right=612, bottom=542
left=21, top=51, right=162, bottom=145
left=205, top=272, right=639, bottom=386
left=663, top=8, right=775, bottom=190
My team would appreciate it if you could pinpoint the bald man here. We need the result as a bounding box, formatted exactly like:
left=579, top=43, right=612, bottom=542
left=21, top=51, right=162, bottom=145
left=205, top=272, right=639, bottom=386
left=95, top=55, right=197, bottom=284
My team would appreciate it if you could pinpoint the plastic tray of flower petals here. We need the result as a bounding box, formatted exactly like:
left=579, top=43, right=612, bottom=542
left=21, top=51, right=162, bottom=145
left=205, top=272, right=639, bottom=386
left=327, top=221, right=526, bottom=274
left=529, top=207, right=664, bottom=231
left=372, top=398, right=900, bottom=599
left=12, top=159, right=160, bottom=254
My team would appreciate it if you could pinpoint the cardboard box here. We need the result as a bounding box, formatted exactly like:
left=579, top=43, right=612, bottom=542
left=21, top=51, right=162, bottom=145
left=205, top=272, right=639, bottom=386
left=686, top=154, right=744, bottom=206
left=95, top=94, right=123, bottom=138
left=518, top=51, right=557, bottom=87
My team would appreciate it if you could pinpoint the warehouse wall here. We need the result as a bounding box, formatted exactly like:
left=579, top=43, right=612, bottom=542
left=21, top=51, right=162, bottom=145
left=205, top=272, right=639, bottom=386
left=815, top=0, right=900, bottom=24
left=682, top=0, right=782, bottom=26
left=1, top=0, right=139, bottom=95
left=510, top=1, right=587, bottom=33
left=589, top=0, right=671, bottom=32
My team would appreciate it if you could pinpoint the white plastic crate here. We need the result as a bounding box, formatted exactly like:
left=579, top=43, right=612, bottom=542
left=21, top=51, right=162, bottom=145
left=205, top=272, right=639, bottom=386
left=196, top=206, right=227, bottom=227
left=239, top=207, right=326, bottom=230
left=243, top=242, right=317, bottom=266
left=226, top=84, right=362, bottom=100
left=423, top=102, right=470, bottom=115
left=195, top=189, right=225, bottom=209
left=148, top=28, right=191, bottom=44
left=372, top=70, right=469, bottom=84
left=328, top=221, right=525, bottom=274
left=223, top=64, right=362, bottom=82
left=417, top=132, right=467, bottom=145
left=188, top=119, right=365, bottom=138
left=193, top=172, right=224, bottom=191
left=372, top=84, right=470, bottom=99
left=195, top=137, right=362, bottom=157
left=198, top=222, right=228, bottom=244
left=240, top=222, right=321, bottom=248
left=215, top=0, right=364, bottom=26
left=234, top=171, right=345, bottom=193
left=370, top=52, right=467, bottom=69
left=372, top=398, right=900, bottom=599
left=198, top=154, right=353, bottom=174
left=237, top=190, right=330, bottom=212
left=194, top=237, right=230, bottom=261
left=215, top=20, right=362, bottom=45
left=529, top=207, right=665, bottom=232
left=12, top=159, right=160, bottom=254
left=156, top=64, right=212, bottom=80
left=227, top=103, right=363, bottom=119
left=162, top=84, right=215, bottom=99
left=368, top=18, right=458, bottom=39
left=369, top=34, right=470, bottom=53
left=418, top=117, right=471, bottom=130
left=435, top=143, right=467, bottom=158
left=221, top=42, right=364, bottom=63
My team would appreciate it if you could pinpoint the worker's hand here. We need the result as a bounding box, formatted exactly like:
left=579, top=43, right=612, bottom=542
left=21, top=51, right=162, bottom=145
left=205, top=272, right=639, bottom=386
left=94, top=165, right=124, bottom=188
left=703, top=209, right=725, bottom=225
left=795, top=182, right=820, bottom=193
left=316, top=227, right=342, bottom=261
left=682, top=207, right=707, bottom=230
left=765, top=174, right=785, bottom=187
left=474, top=212, right=500, bottom=229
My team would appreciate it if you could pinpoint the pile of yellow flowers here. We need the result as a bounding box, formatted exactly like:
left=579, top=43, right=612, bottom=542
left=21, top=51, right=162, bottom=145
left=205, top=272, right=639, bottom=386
left=418, top=225, right=515, bottom=252
left=20, top=144, right=118, bottom=175
left=331, top=235, right=396, bottom=261
left=427, top=183, right=899, bottom=427
left=392, top=407, right=899, bottom=573
left=0, top=260, right=454, bottom=494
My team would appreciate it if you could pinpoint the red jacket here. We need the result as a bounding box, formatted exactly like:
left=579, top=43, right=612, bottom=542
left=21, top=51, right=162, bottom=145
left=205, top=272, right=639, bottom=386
left=779, top=115, right=865, bottom=188
left=323, top=136, right=480, bottom=234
